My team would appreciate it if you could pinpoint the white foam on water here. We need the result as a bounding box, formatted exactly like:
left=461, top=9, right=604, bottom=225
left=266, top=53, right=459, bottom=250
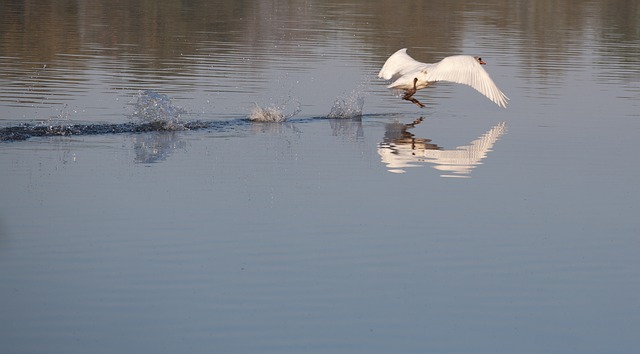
left=249, top=104, right=288, bottom=122
left=248, top=98, right=301, bottom=123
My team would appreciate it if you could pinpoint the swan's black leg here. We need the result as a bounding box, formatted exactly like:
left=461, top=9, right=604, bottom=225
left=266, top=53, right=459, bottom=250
left=402, top=77, right=425, bottom=108
left=404, top=96, right=425, bottom=108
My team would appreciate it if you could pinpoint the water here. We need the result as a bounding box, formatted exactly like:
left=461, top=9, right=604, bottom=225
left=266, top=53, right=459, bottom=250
left=1, top=1, right=639, bottom=353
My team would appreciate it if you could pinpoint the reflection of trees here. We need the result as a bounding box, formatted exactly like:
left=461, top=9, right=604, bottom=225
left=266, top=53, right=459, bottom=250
left=2, top=1, right=638, bottom=59
left=378, top=118, right=507, bottom=177
left=1, top=0, right=637, bottom=83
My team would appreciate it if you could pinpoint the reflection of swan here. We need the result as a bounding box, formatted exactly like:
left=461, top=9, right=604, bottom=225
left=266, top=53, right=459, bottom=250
left=379, top=48, right=509, bottom=108
left=378, top=119, right=507, bottom=177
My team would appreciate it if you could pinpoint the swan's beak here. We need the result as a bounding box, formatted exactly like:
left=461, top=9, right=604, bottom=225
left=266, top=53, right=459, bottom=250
left=479, top=59, right=486, bottom=65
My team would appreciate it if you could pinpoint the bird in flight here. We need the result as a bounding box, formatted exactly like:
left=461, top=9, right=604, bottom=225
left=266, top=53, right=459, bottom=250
left=378, top=48, right=509, bottom=108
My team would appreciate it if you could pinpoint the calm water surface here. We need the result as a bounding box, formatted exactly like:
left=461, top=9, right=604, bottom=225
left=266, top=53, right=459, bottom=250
left=1, top=1, right=639, bottom=353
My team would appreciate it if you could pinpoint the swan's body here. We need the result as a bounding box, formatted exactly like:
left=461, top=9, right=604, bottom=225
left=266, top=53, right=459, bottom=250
left=378, top=48, right=509, bottom=108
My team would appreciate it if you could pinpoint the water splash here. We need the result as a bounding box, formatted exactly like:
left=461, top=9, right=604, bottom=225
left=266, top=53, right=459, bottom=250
left=0, top=90, right=240, bottom=141
left=129, top=90, right=187, bottom=130
left=249, top=104, right=288, bottom=123
left=327, top=87, right=365, bottom=119
left=248, top=99, right=301, bottom=123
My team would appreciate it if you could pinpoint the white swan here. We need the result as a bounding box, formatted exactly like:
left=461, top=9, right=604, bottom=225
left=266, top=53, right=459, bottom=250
left=378, top=48, right=509, bottom=108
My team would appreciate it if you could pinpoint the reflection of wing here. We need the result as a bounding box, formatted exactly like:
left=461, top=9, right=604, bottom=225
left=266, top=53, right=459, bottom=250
left=378, top=122, right=507, bottom=177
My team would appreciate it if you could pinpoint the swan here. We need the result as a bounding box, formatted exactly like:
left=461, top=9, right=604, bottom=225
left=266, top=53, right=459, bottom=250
left=378, top=48, right=509, bottom=108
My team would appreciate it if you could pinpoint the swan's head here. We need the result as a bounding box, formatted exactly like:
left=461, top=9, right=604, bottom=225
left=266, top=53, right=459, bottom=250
left=475, top=56, right=486, bottom=65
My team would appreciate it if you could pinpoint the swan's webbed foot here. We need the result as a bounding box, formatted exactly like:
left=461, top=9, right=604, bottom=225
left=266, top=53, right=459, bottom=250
left=403, top=95, right=425, bottom=108
left=401, top=77, right=425, bottom=108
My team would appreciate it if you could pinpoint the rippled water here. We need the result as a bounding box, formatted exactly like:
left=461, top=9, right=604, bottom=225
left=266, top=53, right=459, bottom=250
left=1, top=1, right=639, bottom=353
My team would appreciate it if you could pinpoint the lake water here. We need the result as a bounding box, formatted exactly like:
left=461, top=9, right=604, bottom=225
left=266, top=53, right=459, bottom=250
left=1, top=1, right=639, bottom=353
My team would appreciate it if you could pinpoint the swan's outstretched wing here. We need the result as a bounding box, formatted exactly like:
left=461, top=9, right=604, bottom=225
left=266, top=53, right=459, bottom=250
left=423, top=55, right=509, bottom=108
left=378, top=48, right=427, bottom=81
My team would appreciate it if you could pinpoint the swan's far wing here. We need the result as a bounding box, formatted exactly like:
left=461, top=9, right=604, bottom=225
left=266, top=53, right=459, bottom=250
left=378, top=48, right=426, bottom=81
left=424, top=55, right=509, bottom=108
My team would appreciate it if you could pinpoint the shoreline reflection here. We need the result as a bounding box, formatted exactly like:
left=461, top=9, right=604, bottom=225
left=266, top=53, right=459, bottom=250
left=378, top=118, right=507, bottom=177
